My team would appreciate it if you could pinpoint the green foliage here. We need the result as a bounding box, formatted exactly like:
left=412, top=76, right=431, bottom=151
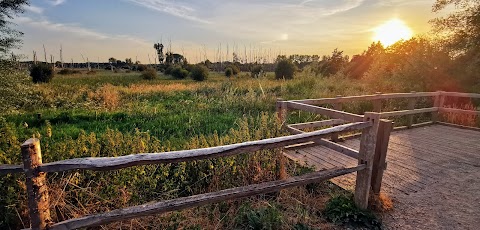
left=0, top=0, right=28, bottom=55
left=275, top=59, right=296, bottom=80
left=227, top=64, right=240, bottom=75
left=171, top=66, right=189, bottom=79
left=314, top=48, right=349, bottom=77
left=0, top=61, right=39, bottom=112
left=234, top=203, right=283, bottom=230
left=251, top=65, right=263, bottom=78
left=324, top=194, right=382, bottom=229
left=30, top=63, right=55, bottom=83
left=141, top=67, right=158, bottom=80
left=136, top=64, right=147, bottom=72
left=58, top=69, right=80, bottom=75
left=164, top=65, right=174, bottom=75
left=225, top=67, right=233, bottom=77
left=190, top=64, right=209, bottom=81
left=363, top=37, right=453, bottom=92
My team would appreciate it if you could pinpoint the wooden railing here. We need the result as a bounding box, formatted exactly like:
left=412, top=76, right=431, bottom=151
left=277, top=91, right=479, bottom=201
left=1, top=121, right=377, bottom=230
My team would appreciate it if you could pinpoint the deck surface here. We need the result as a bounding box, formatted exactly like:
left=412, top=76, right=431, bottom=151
left=284, top=124, right=480, bottom=229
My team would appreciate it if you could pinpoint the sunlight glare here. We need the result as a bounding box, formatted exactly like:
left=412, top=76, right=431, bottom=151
left=373, top=19, right=413, bottom=46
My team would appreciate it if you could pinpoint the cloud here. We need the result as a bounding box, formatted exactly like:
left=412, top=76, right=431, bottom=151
left=48, top=0, right=67, bottom=6
left=14, top=16, right=150, bottom=46
left=124, top=0, right=210, bottom=23
left=199, top=0, right=366, bottom=41
left=24, top=5, right=44, bottom=14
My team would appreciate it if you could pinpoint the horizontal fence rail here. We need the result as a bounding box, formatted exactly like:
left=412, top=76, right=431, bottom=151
left=0, top=122, right=372, bottom=175
left=47, top=166, right=365, bottom=230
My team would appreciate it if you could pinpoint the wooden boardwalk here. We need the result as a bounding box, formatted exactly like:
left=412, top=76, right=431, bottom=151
left=284, top=124, right=480, bottom=195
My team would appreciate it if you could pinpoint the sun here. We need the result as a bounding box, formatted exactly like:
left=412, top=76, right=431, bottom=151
left=373, top=19, right=413, bottom=46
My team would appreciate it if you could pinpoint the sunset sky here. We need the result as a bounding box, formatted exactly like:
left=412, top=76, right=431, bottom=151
left=14, top=0, right=445, bottom=63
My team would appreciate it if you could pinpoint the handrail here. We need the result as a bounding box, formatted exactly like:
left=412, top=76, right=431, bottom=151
left=290, top=92, right=439, bottom=105
left=0, top=164, right=23, bottom=175
left=33, top=122, right=372, bottom=173
left=46, top=165, right=365, bottom=230
left=286, top=101, right=364, bottom=122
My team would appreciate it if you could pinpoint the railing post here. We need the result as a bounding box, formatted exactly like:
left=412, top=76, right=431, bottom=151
left=276, top=98, right=287, bottom=127
left=407, top=91, right=417, bottom=128
left=331, top=95, right=343, bottom=142
left=371, top=119, right=393, bottom=194
left=354, top=112, right=380, bottom=209
left=432, top=91, right=445, bottom=122
left=373, top=92, right=382, bottom=113
left=21, top=138, right=51, bottom=230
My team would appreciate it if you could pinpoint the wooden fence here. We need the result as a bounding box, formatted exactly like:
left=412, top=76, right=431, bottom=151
left=1, top=91, right=478, bottom=230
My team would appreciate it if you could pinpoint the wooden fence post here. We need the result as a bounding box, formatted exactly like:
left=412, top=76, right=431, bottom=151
left=371, top=119, right=393, bottom=194
left=276, top=98, right=287, bottom=127
left=373, top=92, right=382, bottom=113
left=331, top=95, right=343, bottom=142
left=21, top=138, right=51, bottom=230
left=407, top=91, right=417, bottom=128
left=432, top=91, right=445, bottom=122
left=354, top=112, right=380, bottom=209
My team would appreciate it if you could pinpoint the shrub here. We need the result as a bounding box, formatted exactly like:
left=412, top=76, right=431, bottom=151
left=275, top=59, right=296, bottom=80
left=171, top=67, right=189, bottom=79
left=136, top=64, right=147, bottom=72
left=164, top=65, right=174, bottom=75
left=190, top=64, right=209, bottom=81
left=227, top=64, right=240, bottom=75
left=58, top=69, right=80, bottom=75
left=225, top=67, right=233, bottom=77
left=324, top=194, right=382, bottom=229
left=251, top=65, right=263, bottom=78
left=30, top=63, right=54, bottom=83
left=141, top=68, right=158, bottom=80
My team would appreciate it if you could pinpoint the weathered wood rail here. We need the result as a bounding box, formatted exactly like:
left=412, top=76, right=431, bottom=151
left=1, top=121, right=376, bottom=230
left=1, top=91, right=478, bottom=230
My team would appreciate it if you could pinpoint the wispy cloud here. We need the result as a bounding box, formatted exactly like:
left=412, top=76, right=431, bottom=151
left=125, top=0, right=210, bottom=23
left=48, top=0, right=67, bottom=6
left=14, top=16, right=150, bottom=46
left=24, top=5, right=44, bottom=14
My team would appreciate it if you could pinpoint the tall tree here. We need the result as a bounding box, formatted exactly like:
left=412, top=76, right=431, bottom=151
left=0, top=0, right=29, bottom=56
left=431, top=0, right=480, bottom=88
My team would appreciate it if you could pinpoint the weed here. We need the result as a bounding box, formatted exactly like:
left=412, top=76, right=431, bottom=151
left=323, top=193, right=382, bottom=229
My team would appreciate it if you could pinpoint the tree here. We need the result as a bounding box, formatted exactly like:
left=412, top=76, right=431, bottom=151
left=431, top=0, right=480, bottom=54
left=431, top=0, right=480, bottom=88
left=108, top=57, right=116, bottom=63
left=275, top=58, right=296, bottom=80
left=0, top=0, right=29, bottom=56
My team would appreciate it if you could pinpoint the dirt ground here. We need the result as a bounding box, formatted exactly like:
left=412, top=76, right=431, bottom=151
left=380, top=161, right=480, bottom=230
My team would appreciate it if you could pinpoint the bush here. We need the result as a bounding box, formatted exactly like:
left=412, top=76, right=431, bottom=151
left=251, top=65, right=263, bottom=78
left=190, top=64, right=209, bottom=81
left=275, top=59, right=296, bottom=80
left=324, top=194, right=382, bottom=229
left=225, top=67, right=233, bottom=77
left=227, top=64, right=240, bottom=75
left=30, top=63, right=54, bottom=83
left=164, top=65, right=174, bottom=75
left=141, top=68, right=158, bottom=80
left=136, top=64, right=147, bottom=72
left=171, top=67, right=189, bottom=79
left=58, top=69, right=80, bottom=75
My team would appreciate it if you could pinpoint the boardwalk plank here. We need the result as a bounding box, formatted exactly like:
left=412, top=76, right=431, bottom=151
left=284, top=124, right=479, bottom=196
